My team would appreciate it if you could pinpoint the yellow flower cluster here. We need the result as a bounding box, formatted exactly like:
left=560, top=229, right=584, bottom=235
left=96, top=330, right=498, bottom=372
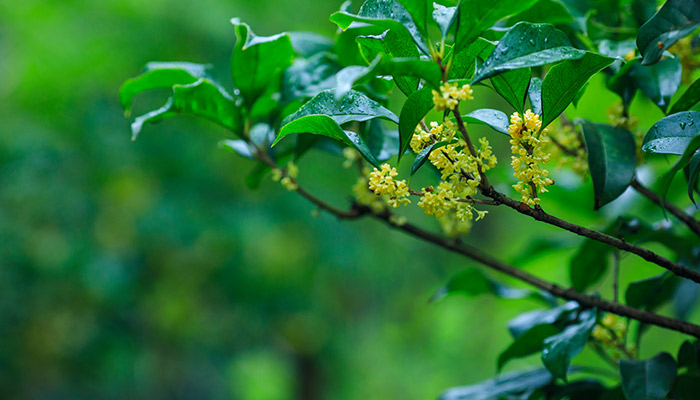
left=432, top=82, right=473, bottom=111
left=272, top=161, right=299, bottom=191
left=368, top=163, right=411, bottom=208
left=508, top=110, right=553, bottom=206
left=547, top=124, right=588, bottom=178
left=591, top=314, right=634, bottom=359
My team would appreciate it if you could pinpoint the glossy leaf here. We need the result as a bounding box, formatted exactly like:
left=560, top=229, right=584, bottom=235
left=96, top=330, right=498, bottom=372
left=508, top=302, right=579, bottom=338
left=636, top=0, right=700, bottom=65
left=356, top=29, right=420, bottom=95
left=620, top=353, right=677, bottom=400
left=528, top=77, right=543, bottom=115
left=541, top=309, right=596, bottom=381
left=491, top=68, right=531, bottom=114
left=330, top=0, right=429, bottom=54
left=472, top=22, right=585, bottom=83
left=282, top=52, right=340, bottom=100
left=119, top=62, right=211, bottom=114
left=670, top=76, right=700, bottom=115
left=497, top=324, right=559, bottom=371
left=401, top=0, right=430, bottom=39
left=440, top=368, right=557, bottom=400
left=273, top=115, right=380, bottom=167
left=657, top=135, right=700, bottom=207
left=433, top=3, right=457, bottom=38
left=411, top=141, right=450, bottom=175
left=283, top=89, right=398, bottom=126
left=398, top=87, right=434, bottom=160
left=542, top=52, right=615, bottom=128
left=454, top=0, right=539, bottom=53
left=131, top=79, right=241, bottom=139
left=579, top=121, right=637, bottom=209
left=448, top=38, right=494, bottom=80
left=462, top=109, right=509, bottom=135
left=642, top=111, right=700, bottom=155
left=629, top=57, right=682, bottom=113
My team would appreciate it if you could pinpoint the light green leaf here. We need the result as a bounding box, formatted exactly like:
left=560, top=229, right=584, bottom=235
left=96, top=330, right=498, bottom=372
left=642, top=111, right=700, bottom=155
left=398, top=86, right=434, bottom=160
left=541, top=309, right=596, bottom=381
left=620, top=353, right=677, bottom=400
left=454, top=0, right=539, bottom=53
left=283, top=89, right=398, bottom=126
left=274, top=114, right=380, bottom=167
left=579, top=121, right=637, bottom=209
left=636, top=0, right=700, bottom=65
left=629, top=56, right=682, bottom=113
left=462, top=109, right=509, bottom=135
left=541, top=52, right=614, bottom=128
left=491, top=68, right=531, bottom=115
left=472, top=22, right=585, bottom=83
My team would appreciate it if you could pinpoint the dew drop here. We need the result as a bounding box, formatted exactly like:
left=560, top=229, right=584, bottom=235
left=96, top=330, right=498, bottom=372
left=680, top=122, right=687, bottom=130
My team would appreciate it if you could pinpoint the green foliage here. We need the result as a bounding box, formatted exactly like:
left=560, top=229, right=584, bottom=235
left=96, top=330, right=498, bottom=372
left=620, top=353, right=677, bottom=400
left=637, top=0, right=700, bottom=65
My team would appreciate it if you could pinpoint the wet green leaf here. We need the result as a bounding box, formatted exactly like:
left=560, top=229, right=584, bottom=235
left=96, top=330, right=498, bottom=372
left=642, top=111, right=700, bottom=155
left=636, top=0, right=700, bottom=65
left=620, top=353, right=677, bottom=400
left=528, top=77, right=543, bottom=115
left=433, top=3, right=457, bottom=38
left=283, top=89, right=398, bottom=126
left=491, top=68, right=531, bottom=114
left=454, top=0, right=539, bottom=53
left=398, top=86, right=434, bottom=161
left=462, top=109, right=510, bottom=135
left=629, top=57, right=681, bottom=113
left=541, top=309, right=596, bottom=381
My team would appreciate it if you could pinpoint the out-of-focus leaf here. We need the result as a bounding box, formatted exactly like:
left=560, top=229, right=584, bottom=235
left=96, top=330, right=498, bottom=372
left=578, top=121, right=637, bottom=209
left=491, top=68, right=531, bottom=115
left=507, top=0, right=575, bottom=25
left=542, top=52, right=615, bottom=128
left=672, top=374, right=700, bottom=400
left=528, top=77, right=543, bottom=115
left=398, top=86, right=433, bottom=160
left=273, top=115, right=379, bottom=167
left=626, top=273, right=679, bottom=310
left=642, top=111, right=700, bottom=155
left=687, top=151, right=700, bottom=203
left=472, top=22, right=585, bottom=84
left=657, top=136, right=700, bottom=207
left=569, top=238, right=611, bottom=292
left=541, top=309, right=596, bottom=381
left=288, top=31, right=334, bottom=57
left=549, top=380, right=608, bottom=400
left=231, top=20, right=294, bottom=105
left=439, top=368, right=558, bottom=400
left=454, top=0, right=539, bottom=53
left=462, top=109, right=510, bottom=135
left=430, top=268, right=543, bottom=303
left=677, top=340, right=700, bottom=372
left=498, top=324, right=559, bottom=371
left=620, top=352, right=677, bottom=400
left=131, top=79, right=241, bottom=139
left=283, top=89, right=398, bottom=126
left=411, top=140, right=451, bottom=175
left=283, top=52, right=340, bottom=100
left=636, top=0, right=700, bottom=65
left=629, top=57, right=681, bottom=113
left=508, top=302, right=579, bottom=338
left=670, top=76, right=700, bottom=115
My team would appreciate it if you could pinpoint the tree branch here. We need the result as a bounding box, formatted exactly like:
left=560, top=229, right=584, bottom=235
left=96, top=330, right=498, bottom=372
left=631, top=178, right=700, bottom=237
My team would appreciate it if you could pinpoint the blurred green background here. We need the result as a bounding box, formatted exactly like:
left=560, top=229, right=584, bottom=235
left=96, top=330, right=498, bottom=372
left=1, top=1, right=697, bottom=399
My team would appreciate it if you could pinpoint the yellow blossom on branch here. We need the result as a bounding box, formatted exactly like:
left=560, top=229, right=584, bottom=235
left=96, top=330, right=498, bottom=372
left=508, top=110, right=553, bottom=206
left=432, top=82, right=473, bottom=111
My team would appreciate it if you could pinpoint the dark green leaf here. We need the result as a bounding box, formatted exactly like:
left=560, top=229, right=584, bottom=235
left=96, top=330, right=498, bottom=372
left=657, top=136, right=700, bottom=207
left=491, top=68, right=531, bottom=114
left=528, top=77, right=543, bottom=115
left=642, top=111, right=700, bottom=155
left=541, top=309, right=596, bottom=381
left=626, top=273, right=679, bottom=310
left=131, top=79, right=241, bottom=139
left=673, top=374, right=700, bottom=400
left=119, top=62, right=211, bottom=114
left=433, top=3, right=457, bottom=38
left=231, top=20, right=294, bottom=105
left=506, top=0, right=576, bottom=26
left=330, top=0, right=429, bottom=54
left=579, top=121, right=637, bottom=209
left=629, top=57, right=682, bottom=113
left=550, top=380, right=608, bottom=400
left=288, top=31, right=334, bottom=57
left=677, top=340, right=700, bottom=372
left=398, top=0, right=431, bottom=43
left=366, top=119, right=400, bottom=161
left=636, top=0, right=700, bottom=65
left=356, top=29, right=421, bottom=95
left=542, top=52, right=615, bottom=128
left=283, top=52, right=340, bottom=100
left=473, top=22, right=585, bottom=83
left=620, top=352, right=677, bottom=400
left=273, top=115, right=379, bottom=167
left=448, top=39, right=494, bottom=80
left=439, top=368, right=558, bottom=400
left=498, top=324, right=560, bottom=371
left=462, top=109, right=510, bottom=135
left=411, top=140, right=450, bottom=175
left=398, top=86, right=434, bottom=160
left=569, top=238, right=611, bottom=292
left=454, top=0, right=539, bottom=53
left=508, top=302, right=579, bottom=338
left=688, top=151, right=700, bottom=203
left=670, top=76, right=700, bottom=115
left=283, top=89, right=398, bottom=126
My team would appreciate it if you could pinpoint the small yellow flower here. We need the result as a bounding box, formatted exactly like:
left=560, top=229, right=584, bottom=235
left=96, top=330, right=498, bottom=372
left=367, top=163, right=410, bottom=208
left=508, top=110, right=553, bottom=206
left=432, top=82, right=473, bottom=111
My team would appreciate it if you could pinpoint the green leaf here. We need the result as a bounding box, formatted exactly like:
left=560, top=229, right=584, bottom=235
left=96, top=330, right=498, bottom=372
left=131, top=79, right=241, bottom=140
left=542, top=52, right=615, bottom=129
left=673, top=374, right=700, bottom=400
left=541, top=309, right=596, bottom=381
left=440, top=368, right=561, bottom=400
left=288, top=31, right=334, bottom=58
left=620, top=353, right=677, bottom=400
left=273, top=115, right=380, bottom=167
left=472, top=22, right=586, bottom=83
left=411, top=140, right=450, bottom=175
left=508, top=302, right=579, bottom=338
left=119, top=62, right=211, bottom=114
left=579, top=121, right=637, bottom=209
left=430, top=268, right=541, bottom=302
left=636, top=0, right=700, bottom=65
left=642, top=111, right=700, bottom=155
left=231, top=20, right=294, bottom=106
left=677, top=340, right=700, bottom=372
left=569, top=239, right=611, bottom=292
left=282, top=52, right=340, bottom=100
left=330, top=0, right=429, bottom=54
left=454, top=0, right=540, bottom=53
left=629, top=57, right=682, bottom=113
left=670, top=76, right=700, bottom=115
left=462, top=109, right=509, bottom=135
left=447, top=38, right=494, bottom=80
left=688, top=151, right=700, bottom=203
left=283, top=89, right=398, bottom=126
left=506, top=0, right=576, bottom=25
left=433, top=3, right=457, bottom=38
left=657, top=135, right=700, bottom=207
left=398, top=86, right=434, bottom=160
left=356, top=29, right=420, bottom=95
left=396, top=0, right=431, bottom=43
left=498, top=324, right=560, bottom=371
left=626, top=273, right=679, bottom=310
left=491, top=68, right=531, bottom=114
left=528, top=77, right=543, bottom=115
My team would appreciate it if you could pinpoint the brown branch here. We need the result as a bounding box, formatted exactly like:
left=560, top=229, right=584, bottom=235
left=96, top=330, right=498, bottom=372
left=631, top=178, right=700, bottom=237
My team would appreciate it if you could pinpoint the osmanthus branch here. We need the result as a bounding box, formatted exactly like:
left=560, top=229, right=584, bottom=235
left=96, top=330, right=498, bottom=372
left=630, top=178, right=700, bottom=237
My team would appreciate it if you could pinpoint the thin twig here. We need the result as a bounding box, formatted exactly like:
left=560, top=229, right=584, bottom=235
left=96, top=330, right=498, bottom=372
left=631, top=178, right=700, bottom=237
left=613, top=250, right=620, bottom=303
